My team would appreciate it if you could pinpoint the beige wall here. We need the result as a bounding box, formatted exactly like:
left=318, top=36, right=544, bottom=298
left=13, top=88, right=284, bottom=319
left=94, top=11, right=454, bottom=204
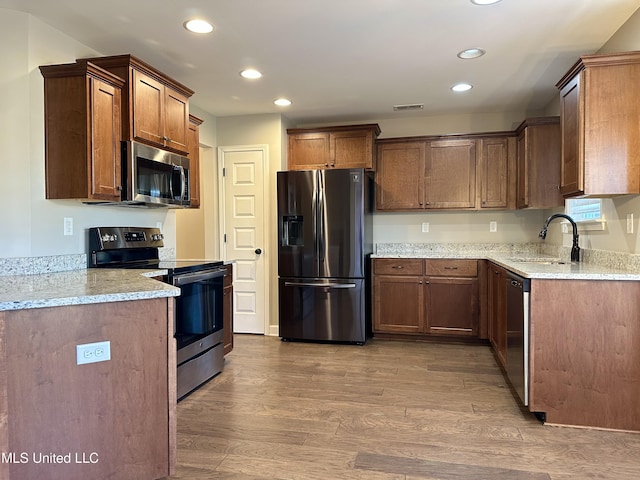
left=175, top=106, right=218, bottom=260
left=544, top=6, right=640, bottom=254
left=0, top=9, right=177, bottom=259
left=215, top=114, right=289, bottom=335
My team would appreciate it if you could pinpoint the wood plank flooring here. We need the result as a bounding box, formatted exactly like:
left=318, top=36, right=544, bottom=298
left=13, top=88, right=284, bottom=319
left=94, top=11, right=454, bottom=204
left=169, top=335, right=640, bottom=479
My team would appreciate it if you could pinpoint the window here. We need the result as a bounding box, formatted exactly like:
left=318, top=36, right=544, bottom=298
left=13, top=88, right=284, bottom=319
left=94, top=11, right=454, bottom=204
left=565, top=198, right=603, bottom=222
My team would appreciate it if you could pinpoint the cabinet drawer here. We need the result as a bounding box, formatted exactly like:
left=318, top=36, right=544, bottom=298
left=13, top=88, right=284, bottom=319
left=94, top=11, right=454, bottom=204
left=425, top=259, right=477, bottom=277
left=373, top=258, right=423, bottom=276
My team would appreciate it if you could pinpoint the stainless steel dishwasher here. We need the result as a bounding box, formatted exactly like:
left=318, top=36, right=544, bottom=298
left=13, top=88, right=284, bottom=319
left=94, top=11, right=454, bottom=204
left=505, top=271, right=531, bottom=406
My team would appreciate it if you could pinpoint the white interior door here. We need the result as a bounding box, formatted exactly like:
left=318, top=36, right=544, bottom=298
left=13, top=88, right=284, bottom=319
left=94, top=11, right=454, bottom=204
left=219, top=145, right=267, bottom=334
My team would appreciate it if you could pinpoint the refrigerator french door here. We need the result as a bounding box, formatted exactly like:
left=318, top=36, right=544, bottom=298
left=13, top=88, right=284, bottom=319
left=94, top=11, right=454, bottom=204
left=277, top=169, right=372, bottom=343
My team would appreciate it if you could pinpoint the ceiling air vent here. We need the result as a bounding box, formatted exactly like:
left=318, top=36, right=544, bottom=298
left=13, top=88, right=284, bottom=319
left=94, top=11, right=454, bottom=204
left=393, top=103, right=424, bottom=112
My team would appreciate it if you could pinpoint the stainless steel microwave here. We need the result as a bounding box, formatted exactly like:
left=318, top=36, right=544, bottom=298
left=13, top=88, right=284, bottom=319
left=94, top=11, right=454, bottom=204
left=121, top=141, right=191, bottom=208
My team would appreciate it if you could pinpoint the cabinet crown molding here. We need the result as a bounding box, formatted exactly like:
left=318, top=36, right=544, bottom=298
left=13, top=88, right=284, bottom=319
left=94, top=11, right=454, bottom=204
left=79, top=53, right=194, bottom=97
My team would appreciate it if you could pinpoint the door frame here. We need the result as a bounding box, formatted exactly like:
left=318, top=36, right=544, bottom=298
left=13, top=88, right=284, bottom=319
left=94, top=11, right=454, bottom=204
left=217, top=144, right=271, bottom=336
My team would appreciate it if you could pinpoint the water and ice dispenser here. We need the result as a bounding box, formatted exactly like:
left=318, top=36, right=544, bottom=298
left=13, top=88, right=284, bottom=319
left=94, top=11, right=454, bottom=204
left=282, top=215, right=304, bottom=246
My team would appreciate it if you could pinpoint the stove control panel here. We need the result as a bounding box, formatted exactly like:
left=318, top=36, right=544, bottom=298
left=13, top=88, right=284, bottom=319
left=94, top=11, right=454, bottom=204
left=88, top=227, right=165, bottom=266
left=101, top=233, right=118, bottom=243
left=124, top=231, right=147, bottom=242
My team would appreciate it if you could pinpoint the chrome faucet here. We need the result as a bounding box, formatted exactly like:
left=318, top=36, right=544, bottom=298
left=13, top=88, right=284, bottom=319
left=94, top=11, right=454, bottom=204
left=539, top=214, right=580, bottom=262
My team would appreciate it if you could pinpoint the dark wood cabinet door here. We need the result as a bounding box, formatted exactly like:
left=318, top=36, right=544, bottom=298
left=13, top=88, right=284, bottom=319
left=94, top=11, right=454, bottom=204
left=375, top=141, right=425, bottom=210
left=288, top=132, right=331, bottom=169
left=479, top=137, right=511, bottom=209
left=426, top=276, right=478, bottom=336
left=187, top=115, right=202, bottom=208
left=560, top=73, right=584, bottom=196
left=90, top=77, right=122, bottom=199
left=331, top=129, right=375, bottom=169
left=425, top=139, right=476, bottom=209
left=164, top=87, right=189, bottom=153
left=373, top=275, right=425, bottom=334
left=132, top=69, right=165, bottom=147
left=559, top=73, right=583, bottom=196
left=516, top=129, right=529, bottom=208
left=487, top=263, right=507, bottom=367
left=516, top=117, right=563, bottom=209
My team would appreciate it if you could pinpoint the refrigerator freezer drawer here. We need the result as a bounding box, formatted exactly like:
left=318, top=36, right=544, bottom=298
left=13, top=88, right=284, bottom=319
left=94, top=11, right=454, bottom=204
left=278, top=278, right=366, bottom=343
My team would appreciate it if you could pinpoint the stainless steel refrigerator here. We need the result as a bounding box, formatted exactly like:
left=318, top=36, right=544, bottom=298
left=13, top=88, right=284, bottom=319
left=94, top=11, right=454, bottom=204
left=277, top=168, right=373, bottom=344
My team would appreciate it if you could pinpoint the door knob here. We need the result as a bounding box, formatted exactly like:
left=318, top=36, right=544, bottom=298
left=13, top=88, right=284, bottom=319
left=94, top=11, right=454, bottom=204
left=255, top=248, right=262, bottom=255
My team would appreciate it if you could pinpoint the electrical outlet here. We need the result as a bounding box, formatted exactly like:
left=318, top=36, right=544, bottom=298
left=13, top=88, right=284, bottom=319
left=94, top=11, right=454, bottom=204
left=63, top=217, right=73, bottom=236
left=489, top=221, right=497, bottom=233
left=421, top=222, right=429, bottom=233
left=76, top=341, right=111, bottom=365
left=627, top=213, right=634, bottom=234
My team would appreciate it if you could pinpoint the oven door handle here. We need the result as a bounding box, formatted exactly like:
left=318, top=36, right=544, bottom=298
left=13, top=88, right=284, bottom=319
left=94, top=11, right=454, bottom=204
left=174, top=268, right=226, bottom=286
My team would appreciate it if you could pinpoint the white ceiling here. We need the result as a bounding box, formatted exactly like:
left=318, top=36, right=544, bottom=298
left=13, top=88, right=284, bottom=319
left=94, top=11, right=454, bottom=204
left=3, top=0, right=640, bottom=124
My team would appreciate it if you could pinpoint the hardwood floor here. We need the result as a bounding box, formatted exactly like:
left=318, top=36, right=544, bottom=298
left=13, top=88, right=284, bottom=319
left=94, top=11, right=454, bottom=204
left=171, top=335, right=640, bottom=479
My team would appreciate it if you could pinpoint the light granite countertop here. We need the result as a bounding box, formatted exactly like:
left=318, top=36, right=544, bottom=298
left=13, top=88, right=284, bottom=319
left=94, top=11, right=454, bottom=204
left=372, top=243, right=640, bottom=281
left=0, top=268, right=180, bottom=312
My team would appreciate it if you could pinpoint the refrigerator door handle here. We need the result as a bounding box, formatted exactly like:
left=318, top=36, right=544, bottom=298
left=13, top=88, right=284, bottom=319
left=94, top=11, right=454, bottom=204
left=317, top=170, right=325, bottom=265
left=284, top=281, right=357, bottom=289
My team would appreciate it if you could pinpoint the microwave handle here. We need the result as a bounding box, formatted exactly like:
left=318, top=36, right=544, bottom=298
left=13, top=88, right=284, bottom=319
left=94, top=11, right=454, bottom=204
left=179, top=165, right=186, bottom=200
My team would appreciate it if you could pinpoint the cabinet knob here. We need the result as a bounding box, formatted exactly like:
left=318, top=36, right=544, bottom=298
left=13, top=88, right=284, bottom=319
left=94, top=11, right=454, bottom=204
left=255, top=248, right=262, bottom=255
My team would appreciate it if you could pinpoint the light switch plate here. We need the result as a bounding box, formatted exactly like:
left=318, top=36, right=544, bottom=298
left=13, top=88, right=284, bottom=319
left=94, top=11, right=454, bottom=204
left=63, top=217, right=73, bottom=236
left=421, top=222, right=429, bottom=233
left=489, top=221, right=497, bottom=233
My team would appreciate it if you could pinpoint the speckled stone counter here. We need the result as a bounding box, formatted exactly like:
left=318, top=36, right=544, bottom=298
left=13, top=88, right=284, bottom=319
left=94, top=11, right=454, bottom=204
left=372, top=243, right=640, bottom=281
left=0, top=269, right=180, bottom=311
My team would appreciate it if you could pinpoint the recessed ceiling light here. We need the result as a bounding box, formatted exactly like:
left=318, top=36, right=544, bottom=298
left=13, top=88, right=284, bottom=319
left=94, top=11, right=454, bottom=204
left=184, top=19, right=214, bottom=34
left=452, top=83, right=473, bottom=92
left=240, top=69, right=263, bottom=79
left=274, top=98, right=292, bottom=107
left=457, top=48, right=486, bottom=59
left=470, top=0, right=502, bottom=5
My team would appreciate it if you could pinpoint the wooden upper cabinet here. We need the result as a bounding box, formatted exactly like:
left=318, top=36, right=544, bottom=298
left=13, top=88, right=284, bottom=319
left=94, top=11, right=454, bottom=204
left=40, top=60, right=124, bottom=201
left=515, top=117, right=563, bottom=209
left=86, top=54, right=193, bottom=155
left=287, top=124, right=380, bottom=170
left=187, top=114, right=203, bottom=208
left=426, top=139, right=476, bottom=209
left=556, top=51, right=640, bottom=197
left=376, top=133, right=515, bottom=212
left=376, top=141, right=425, bottom=210
left=478, top=136, right=515, bottom=209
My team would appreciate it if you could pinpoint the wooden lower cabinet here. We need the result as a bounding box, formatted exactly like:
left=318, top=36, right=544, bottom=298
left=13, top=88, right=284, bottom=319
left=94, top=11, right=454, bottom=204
left=372, top=258, right=479, bottom=338
left=223, top=264, right=234, bottom=355
left=487, top=262, right=507, bottom=367
left=0, top=298, right=175, bottom=480
left=373, top=274, right=425, bottom=334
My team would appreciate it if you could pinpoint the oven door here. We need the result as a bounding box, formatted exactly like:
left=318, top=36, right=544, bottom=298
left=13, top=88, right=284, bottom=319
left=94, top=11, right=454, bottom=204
left=173, top=268, right=225, bottom=336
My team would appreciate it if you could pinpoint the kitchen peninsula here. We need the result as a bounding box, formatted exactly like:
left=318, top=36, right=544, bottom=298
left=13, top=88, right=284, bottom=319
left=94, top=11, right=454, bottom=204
left=372, top=242, right=640, bottom=432
left=0, top=268, right=179, bottom=480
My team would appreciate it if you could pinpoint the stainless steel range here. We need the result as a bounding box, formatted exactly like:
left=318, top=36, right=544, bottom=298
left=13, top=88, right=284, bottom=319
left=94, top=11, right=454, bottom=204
left=88, top=226, right=226, bottom=400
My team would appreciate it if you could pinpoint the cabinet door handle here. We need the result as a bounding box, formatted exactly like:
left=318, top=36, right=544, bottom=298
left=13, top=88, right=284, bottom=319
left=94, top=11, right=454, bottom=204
left=391, top=265, right=404, bottom=269
left=444, top=266, right=458, bottom=270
